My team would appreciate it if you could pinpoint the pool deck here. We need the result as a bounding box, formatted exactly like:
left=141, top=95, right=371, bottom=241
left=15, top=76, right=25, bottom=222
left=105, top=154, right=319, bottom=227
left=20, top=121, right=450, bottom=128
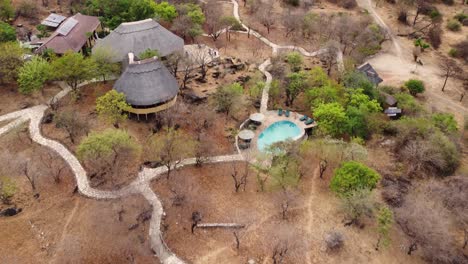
left=236, top=110, right=317, bottom=161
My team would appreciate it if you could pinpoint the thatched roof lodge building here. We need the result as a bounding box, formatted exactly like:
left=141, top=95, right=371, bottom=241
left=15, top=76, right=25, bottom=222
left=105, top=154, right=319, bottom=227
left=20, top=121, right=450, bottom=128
left=114, top=53, right=179, bottom=118
left=93, top=19, right=184, bottom=62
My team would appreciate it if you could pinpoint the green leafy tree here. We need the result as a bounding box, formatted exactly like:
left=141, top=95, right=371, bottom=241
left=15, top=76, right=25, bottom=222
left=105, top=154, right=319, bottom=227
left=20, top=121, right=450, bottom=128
left=0, top=21, right=15, bottom=42
left=154, top=1, right=177, bottom=23
left=172, top=3, right=205, bottom=40
left=96, top=90, right=131, bottom=126
left=375, top=206, right=394, bottom=250
left=432, top=113, right=458, bottom=134
left=17, top=56, right=52, bottom=94
left=343, top=71, right=378, bottom=99
left=148, top=127, right=196, bottom=179
left=314, top=102, right=348, bottom=137
left=286, top=71, right=308, bottom=106
left=128, top=0, right=157, bottom=22
left=345, top=89, right=382, bottom=138
left=0, top=41, right=24, bottom=84
left=0, top=0, right=14, bottom=21
left=77, top=129, right=141, bottom=187
left=138, top=48, right=160, bottom=59
left=266, top=141, right=301, bottom=220
left=307, top=83, right=345, bottom=107
left=212, top=82, right=245, bottom=117
left=286, top=51, right=303, bottom=72
left=0, top=176, right=17, bottom=204
left=340, top=188, right=375, bottom=225
left=393, top=92, right=423, bottom=115
left=405, top=79, right=425, bottom=96
left=330, top=161, right=381, bottom=195
left=91, top=47, right=120, bottom=82
left=51, top=52, right=97, bottom=93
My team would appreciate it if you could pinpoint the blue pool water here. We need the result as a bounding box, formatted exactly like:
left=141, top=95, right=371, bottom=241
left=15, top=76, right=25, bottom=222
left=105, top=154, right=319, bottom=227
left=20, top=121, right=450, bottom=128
left=257, top=120, right=302, bottom=151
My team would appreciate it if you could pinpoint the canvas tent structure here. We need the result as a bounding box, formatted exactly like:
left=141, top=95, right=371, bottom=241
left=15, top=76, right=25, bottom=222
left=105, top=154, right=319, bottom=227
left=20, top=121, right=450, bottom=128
left=34, top=13, right=101, bottom=54
left=93, top=19, right=184, bottom=62
left=114, top=53, right=179, bottom=119
left=357, top=62, right=383, bottom=86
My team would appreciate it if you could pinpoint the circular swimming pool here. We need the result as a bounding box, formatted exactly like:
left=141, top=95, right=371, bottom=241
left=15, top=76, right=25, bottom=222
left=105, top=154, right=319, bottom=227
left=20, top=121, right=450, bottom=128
left=257, top=120, right=302, bottom=151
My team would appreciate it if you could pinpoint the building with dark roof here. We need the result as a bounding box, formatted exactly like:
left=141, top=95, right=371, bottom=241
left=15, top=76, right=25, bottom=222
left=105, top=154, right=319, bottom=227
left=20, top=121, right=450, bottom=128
left=35, top=13, right=101, bottom=54
left=114, top=53, right=179, bottom=118
left=357, top=62, right=383, bottom=86
left=92, top=19, right=184, bottom=62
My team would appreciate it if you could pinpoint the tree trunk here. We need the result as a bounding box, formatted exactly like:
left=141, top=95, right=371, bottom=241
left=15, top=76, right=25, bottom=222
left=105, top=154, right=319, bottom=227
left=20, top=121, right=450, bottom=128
left=442, top=75, right=449, bottom=92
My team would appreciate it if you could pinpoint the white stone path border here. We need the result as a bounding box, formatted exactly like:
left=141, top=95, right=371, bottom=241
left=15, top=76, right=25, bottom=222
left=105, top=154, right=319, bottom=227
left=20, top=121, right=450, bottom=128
left=0, top=1, right=356, bottom=263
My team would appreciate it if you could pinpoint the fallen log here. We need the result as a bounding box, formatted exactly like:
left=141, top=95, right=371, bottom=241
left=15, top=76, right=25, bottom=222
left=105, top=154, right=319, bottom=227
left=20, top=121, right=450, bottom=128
left=196, top=223, right=245, bottom=229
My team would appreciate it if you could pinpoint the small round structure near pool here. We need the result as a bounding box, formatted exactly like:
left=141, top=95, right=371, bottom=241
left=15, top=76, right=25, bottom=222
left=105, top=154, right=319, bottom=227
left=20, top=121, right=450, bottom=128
left=257, top=120, right=303, bottom=151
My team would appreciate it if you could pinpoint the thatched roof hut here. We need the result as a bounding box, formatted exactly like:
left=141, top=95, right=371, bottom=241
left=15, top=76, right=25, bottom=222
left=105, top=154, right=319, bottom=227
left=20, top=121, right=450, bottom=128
left=114, top=53, right=179, bottom=110
left=93, top=19, right=184, bottom=62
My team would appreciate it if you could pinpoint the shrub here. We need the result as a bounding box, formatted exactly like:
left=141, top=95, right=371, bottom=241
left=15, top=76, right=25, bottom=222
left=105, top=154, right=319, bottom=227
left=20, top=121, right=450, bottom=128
left=284, top=0, right=299, bottom=7
left=286, top=51, right=303, bottom=72
left=17, top=0, right=38, bottom=19
left=441, top=0, right=454, bottom=5
left=404, top=79, right=425, bottom=96
left=447, top=19, right=462, bottom=31
left=414, top=38, right=430, bottom=51
left=0, top=0, right=15, bottom=21
left=453, top=39, right=468, bottom=62
left=324, top=231, right=344, bottom=251
left=427, top=24, right=442, bottom=49
left=18, top=56, right=52, bottom=94
left=330, top=161, right=381, bottom=195
left=432, top=113, right=458, bottom=134
left=448, top=48, right=458, bottom=57
left=393, top=92, right=423, bottom=115
left=0, top=21, right=16, bottom=42
left=454, top=13, right=467, bottom=23
left=138, top=48, right=159, bottom=59
left=0, top=176, right=17, bottom=203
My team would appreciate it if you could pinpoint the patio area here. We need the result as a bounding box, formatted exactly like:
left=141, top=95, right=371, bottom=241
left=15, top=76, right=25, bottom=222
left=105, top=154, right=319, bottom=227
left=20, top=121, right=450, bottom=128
left=236, top=110, right=317, bottom=159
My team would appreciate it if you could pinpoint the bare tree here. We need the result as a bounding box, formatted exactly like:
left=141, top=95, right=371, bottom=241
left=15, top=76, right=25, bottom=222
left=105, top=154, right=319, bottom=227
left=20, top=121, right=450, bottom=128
left=233, top=231, right=240, bottom=250
left=164, top=52, right=183, bottom=78
left=40, top=151, right=66, bottom=184
left=54, top=111, right=89, bottom=144
left=257, top=2, right=275, bottom=34
left=194, top=48, right=211, bottom=81
left=180, top=56, right=195, bottom=89
left=191, top=211, right=202, bottom=234
left=460, top=75, right=468, bottom=102
left=320, top=41, right=340, bottom=76
left=324, top=231, right=344, bottom=251
left=439, top=58, right=461, bottom=92
left=230, top=162, right=248, bottom=192
left=272, top=242, right=288, bottom=264
left=282, top=9, right=303, bottom=38
left=205, top=3, right=224, bottom=41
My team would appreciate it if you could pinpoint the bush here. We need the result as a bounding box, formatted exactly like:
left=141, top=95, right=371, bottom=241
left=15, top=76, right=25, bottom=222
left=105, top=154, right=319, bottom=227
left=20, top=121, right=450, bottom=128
left=404, top=79, right=425, bottom=96
left=447, top=19, right=462, bottom=31
left=0, top=21, right=16, bottom=42
left=427, top=25, right=442, bottom=49
left=448, top=48, right=458, bottom=57
left=0, top=176, right=17, bottom=203
left=453, top=39, right=468, bottom=62
left=324, top=231, right=344, bottom=251
left=18, top=56, right=52, bottom=94
left=454, top=13, right=467, bottom=23
left=283, top=0, right=299, bottom=7
left=330, top=161, right=381, bottom=195
left=414, top=38, right=430, bottom=50
left=17, top=0, right=38, bottom=19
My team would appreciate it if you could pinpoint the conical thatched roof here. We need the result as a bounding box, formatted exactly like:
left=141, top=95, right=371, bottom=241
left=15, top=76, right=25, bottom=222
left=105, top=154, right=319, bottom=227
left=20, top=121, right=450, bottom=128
left=93, top=19, right=184, bottom=62
left=114, top=53, right=179, bottom=107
